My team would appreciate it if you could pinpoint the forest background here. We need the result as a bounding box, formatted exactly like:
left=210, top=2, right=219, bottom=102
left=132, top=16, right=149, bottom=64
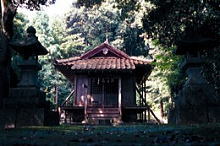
left=12, top=0, right=220, bottom=121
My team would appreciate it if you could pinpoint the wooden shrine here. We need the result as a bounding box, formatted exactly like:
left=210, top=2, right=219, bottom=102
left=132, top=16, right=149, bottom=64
left=54, top=42, right=159, bottom=124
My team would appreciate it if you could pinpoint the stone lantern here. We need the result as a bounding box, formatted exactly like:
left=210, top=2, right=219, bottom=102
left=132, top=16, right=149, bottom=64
left=169, top=34, right=220, bottom=124
left=11, top=26, right=48, bottom=87
left=176, top=35, right=218, bottom=86
left=0, top=26, right=51, bottom=128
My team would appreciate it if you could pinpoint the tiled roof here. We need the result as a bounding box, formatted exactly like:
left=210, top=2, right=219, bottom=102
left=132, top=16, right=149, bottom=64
left=54, top=42, right=152, bottom=72
left=55, top=57, right=80, bottom=64
left=55, top=57, right=150, bottom=70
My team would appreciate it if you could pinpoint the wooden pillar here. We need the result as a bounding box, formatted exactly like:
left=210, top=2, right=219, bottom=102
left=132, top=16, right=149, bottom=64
left=148, top=108, right=150, bottom=122
left=84, top=95, right=88, bottom=122
left=160, top=100, right=164, bottom=118
left=64, top=110, right=67, bottom=123
left=74, top=76, right=77, bottom=106
left=118, top=78, right=122, bottom=118
left=143, top=82, right=146, bottom=121
left=102, top=82, right=104, bottom=108
left=141, top=82, right=144, bottom=121
left=55, top=86, right=58, bottom=105
left=141, top=83, right=143, bottom=106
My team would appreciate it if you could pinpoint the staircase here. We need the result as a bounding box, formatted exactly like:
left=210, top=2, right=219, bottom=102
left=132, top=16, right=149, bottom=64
left=86, top=107, right=121, bottom=124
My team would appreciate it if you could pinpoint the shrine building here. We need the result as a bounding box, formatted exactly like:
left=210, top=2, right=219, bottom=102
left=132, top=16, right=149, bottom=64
left=54, top=42, right=154, bottom=124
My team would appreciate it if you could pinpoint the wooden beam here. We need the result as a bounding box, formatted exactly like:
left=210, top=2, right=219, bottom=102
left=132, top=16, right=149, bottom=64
left=136, top=86, right=162, bottom=124
left=61, top=90, right=75, bottom=106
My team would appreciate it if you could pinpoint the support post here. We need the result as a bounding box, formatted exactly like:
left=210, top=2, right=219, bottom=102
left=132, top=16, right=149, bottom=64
left=61, top=90, right=75, bottom=106
left=144, top=82, right=146, bottom=121
left=84, top=95, right=88, bottom=122
left=118, top=78, right=122, bottom=118
left=136, top=86, right=162, bottom=124
left=55, top=86, right=58, bottom=105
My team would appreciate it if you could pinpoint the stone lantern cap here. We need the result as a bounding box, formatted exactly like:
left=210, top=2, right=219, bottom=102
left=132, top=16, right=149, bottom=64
left=10, top=26, right=48, bottom=59
left=175, top=35, right=219, bottom=55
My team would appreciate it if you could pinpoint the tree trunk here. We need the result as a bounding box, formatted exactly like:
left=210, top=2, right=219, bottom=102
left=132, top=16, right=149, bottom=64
left=0, top=31, right=10, bottom=108
left=0, top=0, right=16, bottom=108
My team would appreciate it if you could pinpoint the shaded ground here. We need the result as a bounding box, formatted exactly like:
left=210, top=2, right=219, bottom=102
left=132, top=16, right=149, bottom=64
left=0, top=124, right=220, bottom=146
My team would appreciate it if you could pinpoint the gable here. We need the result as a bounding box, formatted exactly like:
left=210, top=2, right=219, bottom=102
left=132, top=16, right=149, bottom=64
left=91, top=49, right=121, bottom=58
left=80, top=42, right=129, bottom=59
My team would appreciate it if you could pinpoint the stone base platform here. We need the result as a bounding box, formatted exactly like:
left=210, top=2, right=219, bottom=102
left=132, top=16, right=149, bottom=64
left=0, top=108, right=44, bottom=128
left=0, top=87, right=59, bottom=128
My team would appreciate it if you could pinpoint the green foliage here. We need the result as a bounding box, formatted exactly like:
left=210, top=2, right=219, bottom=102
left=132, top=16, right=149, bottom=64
left=76, top=0, right=141, bottom=20
left=142, top=0, right=220, bottom=46
left=11, top=13, right=30, bottom=85
left=146, top=41, right=184, bottom=116
left=142, top=0, right=220, bottom=98
left=13, top=13, right=29, bottom=40
left=29, top=12, right=74, bottom=104
left=66, top=2, right=147, bottom=56
left=76, top=0, right=103, bottom=8
left=14, top=0, right=56, bottom=10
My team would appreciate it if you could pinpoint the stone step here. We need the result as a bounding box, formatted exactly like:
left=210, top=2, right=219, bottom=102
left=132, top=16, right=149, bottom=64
left=87, top=108, right=119, bottom=113
left=87, top=113, right=120, bottom=119
left=87, top=110, right=119, bottom=114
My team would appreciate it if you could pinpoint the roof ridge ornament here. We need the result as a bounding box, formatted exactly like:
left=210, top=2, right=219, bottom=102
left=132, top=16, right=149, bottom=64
left=102, top=47, right=108, bottom=55
left=104, top=38, right=109, bottom=44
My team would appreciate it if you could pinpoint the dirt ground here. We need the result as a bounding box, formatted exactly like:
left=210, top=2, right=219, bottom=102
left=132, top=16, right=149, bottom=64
left=0, top=124, right=220, bottom=146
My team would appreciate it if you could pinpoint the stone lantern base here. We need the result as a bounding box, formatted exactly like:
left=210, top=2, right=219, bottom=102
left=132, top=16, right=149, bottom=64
left=0, top=87, right=59, bottom=128
left=0, top=108, right=45, bottom=128
left=169, top=81, right=220, bottom=124
left=0, top=87, right=45, bottom=128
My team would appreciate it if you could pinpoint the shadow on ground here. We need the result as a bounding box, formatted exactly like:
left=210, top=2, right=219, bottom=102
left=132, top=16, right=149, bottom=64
left=1, top=124, right=220, bottom=145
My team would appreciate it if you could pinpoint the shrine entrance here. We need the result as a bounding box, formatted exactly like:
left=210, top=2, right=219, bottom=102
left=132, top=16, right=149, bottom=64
left=90, top=77, right=118, bottom=108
